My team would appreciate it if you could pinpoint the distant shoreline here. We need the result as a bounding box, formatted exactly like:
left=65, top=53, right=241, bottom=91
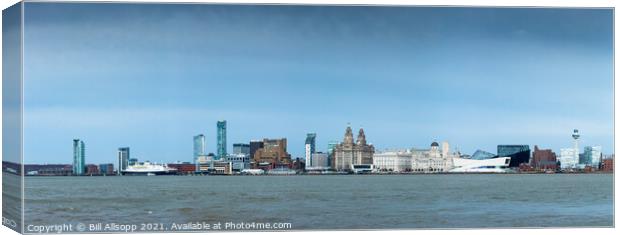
left=6, top=171, right=614, bottom=177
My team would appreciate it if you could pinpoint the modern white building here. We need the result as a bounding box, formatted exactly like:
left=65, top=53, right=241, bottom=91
left=306, top=152, right=329, bottom=171
left=560, top=148, right=579, bottom=169
left=450, top=157, right=511, bottom=173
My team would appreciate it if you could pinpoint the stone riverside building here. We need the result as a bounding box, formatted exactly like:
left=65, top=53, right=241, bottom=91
left=332, top=126, right=375, bottom=171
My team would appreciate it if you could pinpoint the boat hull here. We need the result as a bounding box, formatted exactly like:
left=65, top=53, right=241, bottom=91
left=121, top=171, right=177, bottom=176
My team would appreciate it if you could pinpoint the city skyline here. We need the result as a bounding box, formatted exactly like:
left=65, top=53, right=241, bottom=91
left=35, top=124, right=615, bottom=165
left=20, top=4, right=613, bottom=164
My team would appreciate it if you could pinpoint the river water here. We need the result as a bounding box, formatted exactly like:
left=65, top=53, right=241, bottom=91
left=21, top=174, right=613, bottom=232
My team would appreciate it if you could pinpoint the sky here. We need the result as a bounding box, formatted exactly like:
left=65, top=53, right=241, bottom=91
left=21, top=3, right=613, bottom=164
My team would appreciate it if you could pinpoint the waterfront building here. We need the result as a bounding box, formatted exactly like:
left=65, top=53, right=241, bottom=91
left=98, top=163, right=114, bottom=175
left=197, top=159, right=232, bottom=175
left=216, top=120, right=227, bottom=160
left=24, top=164, right=73, bottom=176
left=333, top=126, right=375, bottom=172
left=559, top=129, right=582, bottom=170
left=85, top=164, right=99, bottom=175
left=39, top=166, right=73, bottom=176
left=579, top=147, right=590, bottom=166
left=327, top=141, right=338, bottom=167
left=233, top=143, right=250, bottom=155
left=470, top=150, right=496, bottom=160
left=167, top=163, right=196, bottom=175
left=72, top=139, right=86, bottom=175
left=305, top=133, right=317, bottom=169
left=305, top=152, right=330, bottom=170
left=578, top=152, right=587, bottom=167
left=560, top=148, right=579, bottom=169
left=117, top=147, right=130, bottom=175
left=249, top=140, right=264, bottom=159
left=531, top=145, right=557, bottom=171
left=253, top=138, right=293, bottom=170
left=194, top=134, right=207, bottom=171
left=450, top=157, right=511, bottom=173
left=410, top=142, right=454, bottom=173
left=582, top=146, right=602, bottom=168
left=292, top=157, right=305, bottom=171
left=497, top=145, right=530, bottom=168
left=373, top=150, right=412, bottom=172
left=194, top=134, right=207, bottom=159
left=312, top=152, right=329, bottom=168
left=601, top=155, right=614, bottom=172
left=441, top=141, right=450, bottom=158
left=226, top=153, right=251, bottom=171
left=195, top=153, right=215, bottom=172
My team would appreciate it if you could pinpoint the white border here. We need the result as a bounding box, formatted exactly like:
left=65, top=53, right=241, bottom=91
left=0, top=1, right=617, bottom=235
left=7, top=0, right=620, bottom=7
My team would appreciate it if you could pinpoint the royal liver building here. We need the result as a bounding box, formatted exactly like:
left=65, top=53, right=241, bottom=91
left=333, top=125, right=375, bottom=171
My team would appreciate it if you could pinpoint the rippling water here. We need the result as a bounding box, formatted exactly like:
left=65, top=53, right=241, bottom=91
left=22, top=174, right=613, bottom=231
left=3, top=173, right=22, bottom=232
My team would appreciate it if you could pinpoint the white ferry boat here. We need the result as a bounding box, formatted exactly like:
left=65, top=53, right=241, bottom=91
left=122, top=161, right=177, bottom=175
left=267, top=167, right=297, bottom=175
left=240, top=169, right=265, bottom=175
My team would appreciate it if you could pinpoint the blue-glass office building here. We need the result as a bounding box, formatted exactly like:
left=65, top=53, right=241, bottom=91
left=217, top=120, right=227, bottom=160
left=194, top=134, right=206, bottom=157
left=72, top=139, right=85, bottom=175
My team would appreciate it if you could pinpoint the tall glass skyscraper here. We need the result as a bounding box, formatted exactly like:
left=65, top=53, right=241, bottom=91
left=217, top=120, right=227, bottom=160
left=193, top=134, right=206, bottom=158
left=194, top=134, right=206, bottom=171
left=305, top=133, right=316, bottom=168
left=72, top=139, right=85, bottom=175
left=117, top=147, right=130, bottom=175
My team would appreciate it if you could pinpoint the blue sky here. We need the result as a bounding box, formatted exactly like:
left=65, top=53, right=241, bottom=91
left=21, top=3, right=613, bottom=164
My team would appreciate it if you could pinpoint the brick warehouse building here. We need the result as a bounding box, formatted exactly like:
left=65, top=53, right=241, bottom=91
left=602, top=158, right=614, bottom=172
left=167, top=163, right=196, bottom=175
left=252, top=138, right=293, bottom=170
left=531, top=145, right=558, bottom=171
